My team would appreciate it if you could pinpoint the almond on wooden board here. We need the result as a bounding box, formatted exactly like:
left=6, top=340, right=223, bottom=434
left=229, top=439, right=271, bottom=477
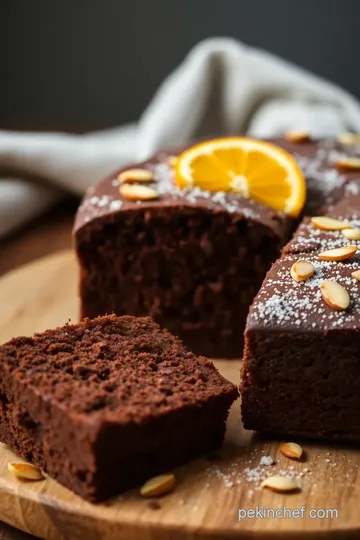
left=117, top=169, right=155, bottom=184
left=8, top=461, right=44, bottom=481
left=311, top=216, right=350, bottom=231
left=261, top=475, right=299, bottom=493
left=320, top=280, right=350, bottom=310
left=318, top=246, right=357, bottom=262
left=279, top=442, right=303, bottom=460
left=140, top=474, right=175, bottom=497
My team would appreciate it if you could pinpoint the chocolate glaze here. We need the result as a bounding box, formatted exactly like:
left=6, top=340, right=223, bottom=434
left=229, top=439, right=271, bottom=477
left=74, top=137, right=360, bottom=237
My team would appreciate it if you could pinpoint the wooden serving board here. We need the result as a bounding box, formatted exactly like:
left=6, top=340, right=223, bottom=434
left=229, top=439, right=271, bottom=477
left=0, top=251, right=360, bottom=540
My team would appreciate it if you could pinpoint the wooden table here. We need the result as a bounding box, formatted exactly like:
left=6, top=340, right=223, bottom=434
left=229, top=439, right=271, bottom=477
left=0, top=198, right=77, bottom=539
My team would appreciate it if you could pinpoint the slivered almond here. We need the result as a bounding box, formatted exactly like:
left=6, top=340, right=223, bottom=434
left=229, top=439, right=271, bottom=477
left=117, top=168, right=154, bottom=184
left=351, top=270, right=360, bottom=280
left=318, top=245, right=357, bottom=261
left=336, top=158, right=360, bottom=171
left=341, top=228, right=360, bottom=240
left=8, top=462, right=44, bottom=481
left=285, top=130, right=310, bottom=143
left=279, top=442, right=303, bottom=460
left=320, top=280, right=350, bottom=310
left=311, top=216, right=350, bottom=231
left=290, top=260, right=314, bottom=282
left=261, top=476, right=299, bottom=493
left=337, top=133, right=360, bottom=145
left=119, top=184, right=159, bottom=201
left=140, top=474, right=175, bottom=497
left=168, top=156, right=178, bottom=167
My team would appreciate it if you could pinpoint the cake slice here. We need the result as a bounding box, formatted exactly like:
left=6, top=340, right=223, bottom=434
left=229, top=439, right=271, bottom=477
left=74, top=152, right=292, bottom=358
left=241, top=199, right=360, bottom=441
left=0, top=315, right=238, bottom=501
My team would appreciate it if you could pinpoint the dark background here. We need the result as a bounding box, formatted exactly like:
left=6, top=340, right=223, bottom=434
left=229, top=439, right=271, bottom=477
left=0, top=0, right=358, bottom=131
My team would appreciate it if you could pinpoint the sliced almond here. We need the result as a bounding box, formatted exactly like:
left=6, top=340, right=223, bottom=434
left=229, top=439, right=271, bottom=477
left=290, top=260, right=314, bottom=283
left=285, top=130, right=310, bottom=143
left=341, top=228, right=360, bottom=240
left=119, top=184, right=159, bottom=201
left=351, top=270, right=360, bottom=280
left=168, top=156, right=178, bottom=167
left=311, top=216, right=350, bottom=231
left=261, top=475, right=299, bottom=493
left=337, top=133, right=360, bottom=145
left=336, top=158, right=360, bottom=171
left=279, top=442, right=303, bottom=460
left=8, top=462, right=44, bottom=481
left=117, top=168, right=155, bottom=184
left=320, top=280, right=350, bottom=310
left=318, top=245, right=357, bottom=261
left=140, top=474, right=175, bottom=497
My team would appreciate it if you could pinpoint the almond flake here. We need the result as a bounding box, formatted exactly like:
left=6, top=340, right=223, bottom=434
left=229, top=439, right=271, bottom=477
left=8, top=462, right=44, bottom=481
left=119, top=184, right=159, bottom=201
left=341, top=228, right=360, bottom=240
left=351, top=270, right=360, bottom=280
left=117, top=169, right=154, bottom=184
left=311, top=216, right=350, bottom=231
left=261, top=475, right=299, bottom=493
left=285, top=130, right=310, bottom=143
left=279, top=442, right=303, bottom=460
left=290, top=260, right=314, bottom=283
left=320, top=280, right=350, bottom=310
left=140, top=474, right=175, bottom=497
left=318, top=245, right=357, bottom=261
left=337, top=133, right=360, bottom=145
left=168, top=156, right=178, bottom=167
left=335, top=158, right=360, bottom=171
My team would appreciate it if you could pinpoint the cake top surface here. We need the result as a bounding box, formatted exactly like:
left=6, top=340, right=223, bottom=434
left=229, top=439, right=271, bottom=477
left=284, top=196, right=360, bottom=254
left=73, top=147, right=290, bottom=239
left=0, top=315, right=238, bottom=421
left=74, top=137, right=360, bottom=236
left=247, top=251, right=360, bottom=333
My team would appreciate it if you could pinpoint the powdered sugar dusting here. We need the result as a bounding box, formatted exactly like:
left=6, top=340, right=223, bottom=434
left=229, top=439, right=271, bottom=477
left=251, top=253, right=360, bottom=330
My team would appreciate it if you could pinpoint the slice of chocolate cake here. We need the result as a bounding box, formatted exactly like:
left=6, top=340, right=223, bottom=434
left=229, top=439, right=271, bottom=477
left=0, top=315, right=238, bottom=501
left=241, top=199, right=360, bottom=441
left=74, top=151, right=292, bottom=358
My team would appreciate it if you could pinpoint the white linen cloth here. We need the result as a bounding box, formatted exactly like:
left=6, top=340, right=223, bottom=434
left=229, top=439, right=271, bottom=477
left=1, top=37, right=360, bottom=238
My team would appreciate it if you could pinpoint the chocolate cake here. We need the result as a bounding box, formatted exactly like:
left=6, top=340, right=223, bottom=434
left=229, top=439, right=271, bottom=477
left=0, top=314, right=238, bottom=501
left=241, top=196, right=360, bottom=440
left=74, top=152, right=291, bottom=358
left=74, top=137, right=360, bottom=358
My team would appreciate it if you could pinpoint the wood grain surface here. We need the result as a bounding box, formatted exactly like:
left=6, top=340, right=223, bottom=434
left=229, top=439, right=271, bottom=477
left=0, top=251, right=359, bottom=539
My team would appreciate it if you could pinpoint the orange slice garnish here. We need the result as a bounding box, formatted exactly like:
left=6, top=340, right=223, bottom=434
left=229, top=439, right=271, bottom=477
left=175, top=137, right=306, bottom=217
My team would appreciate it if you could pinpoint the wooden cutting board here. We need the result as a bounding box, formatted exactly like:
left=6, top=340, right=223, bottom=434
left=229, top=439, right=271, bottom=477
left=0, top=250, right=359, bottom=540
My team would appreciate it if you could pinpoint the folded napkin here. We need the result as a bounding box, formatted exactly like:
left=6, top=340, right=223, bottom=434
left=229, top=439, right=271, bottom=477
left=2, top=37, right=360, bottom=239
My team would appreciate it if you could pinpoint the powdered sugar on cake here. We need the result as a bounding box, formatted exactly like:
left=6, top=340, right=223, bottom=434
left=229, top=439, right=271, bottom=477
left=251, top=254, right=360, bottom=331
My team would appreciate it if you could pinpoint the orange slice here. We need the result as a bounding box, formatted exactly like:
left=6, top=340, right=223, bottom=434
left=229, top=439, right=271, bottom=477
left=175, top=137, right=306, bottom=217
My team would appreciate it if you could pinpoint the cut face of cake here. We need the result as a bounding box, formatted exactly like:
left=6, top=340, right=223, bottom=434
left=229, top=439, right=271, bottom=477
left=74, top=149, right=292, bottom=358
left=74, top=137, right=360, bottom=358
left=241, top=198, right=360, bottom=441
left=0, top=315, right=238, bottom=501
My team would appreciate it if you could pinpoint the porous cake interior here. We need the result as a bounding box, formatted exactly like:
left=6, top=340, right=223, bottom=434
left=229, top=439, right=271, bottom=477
left=0, top=315, right=237, bottom=501
left=76, top=207, right=285, bottom=357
